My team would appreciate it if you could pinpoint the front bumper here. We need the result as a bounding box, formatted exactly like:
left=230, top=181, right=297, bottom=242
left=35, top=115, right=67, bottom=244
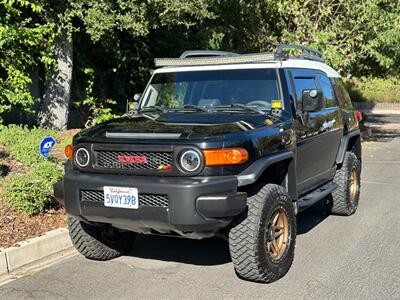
left=55, top=163, right=247, bottom=233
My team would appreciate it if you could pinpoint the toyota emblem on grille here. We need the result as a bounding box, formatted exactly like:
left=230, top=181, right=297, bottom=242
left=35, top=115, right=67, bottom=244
left=117, top=155, right=148, bottom=164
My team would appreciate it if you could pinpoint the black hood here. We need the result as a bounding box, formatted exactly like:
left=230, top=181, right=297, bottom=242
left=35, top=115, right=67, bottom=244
left=76, top=112, right=271, bottom=142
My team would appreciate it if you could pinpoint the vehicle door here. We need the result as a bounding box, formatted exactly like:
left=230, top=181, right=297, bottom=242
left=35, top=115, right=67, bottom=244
left=288, top=69, right=343, bottom=194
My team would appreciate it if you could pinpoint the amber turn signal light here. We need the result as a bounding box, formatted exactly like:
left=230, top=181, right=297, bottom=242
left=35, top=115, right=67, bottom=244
left=65, top=144, right=74, bottom=160
left=203, top=148, right=249, bottom=166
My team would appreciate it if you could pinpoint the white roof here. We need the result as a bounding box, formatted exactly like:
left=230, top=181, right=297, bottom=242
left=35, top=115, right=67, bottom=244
left=280, top=60, right=341, bottom=78
left=154, top=59, right=341, bottom=78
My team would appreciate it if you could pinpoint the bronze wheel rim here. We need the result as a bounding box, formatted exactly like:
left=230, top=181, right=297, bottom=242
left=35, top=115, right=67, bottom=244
left=266, top=208, right=289, bottom=261
left=349, top=169, right=359, bottom=202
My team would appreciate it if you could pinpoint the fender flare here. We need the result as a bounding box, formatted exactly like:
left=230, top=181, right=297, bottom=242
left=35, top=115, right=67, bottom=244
left=236, top=150, right=298, bottom=200
left=336, top=129, right=361, bottom=164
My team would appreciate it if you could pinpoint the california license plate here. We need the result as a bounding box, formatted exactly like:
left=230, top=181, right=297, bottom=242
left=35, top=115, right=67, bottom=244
left=103, top=186, right=139, bottom=209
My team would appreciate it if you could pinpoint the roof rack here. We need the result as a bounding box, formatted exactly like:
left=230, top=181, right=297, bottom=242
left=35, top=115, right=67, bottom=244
left=180, top=50, right=238, bottom=59
left=155, top=52, right=276, bottom=67
left=276, top=44, right=324, bottom=62
left=154, top=44, right=324, bottom=67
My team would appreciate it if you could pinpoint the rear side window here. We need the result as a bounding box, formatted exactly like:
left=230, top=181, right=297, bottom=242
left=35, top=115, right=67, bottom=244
left=333, top=78, right=353, bottom=110
left=318, top=74, right=337, bottom=108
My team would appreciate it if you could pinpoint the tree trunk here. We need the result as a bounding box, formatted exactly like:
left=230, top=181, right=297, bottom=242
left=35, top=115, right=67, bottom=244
left=38, top=29, right=73, bottom=130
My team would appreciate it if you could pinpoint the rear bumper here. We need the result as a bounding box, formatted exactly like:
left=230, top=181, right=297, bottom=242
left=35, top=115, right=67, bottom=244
left=55, top=163, right=247, bottom=233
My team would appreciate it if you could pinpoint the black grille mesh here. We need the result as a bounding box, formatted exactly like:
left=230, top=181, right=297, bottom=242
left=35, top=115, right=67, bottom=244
left=81, top=190, right=169, bottom=207
left=95, top=151, right=173, bottom=170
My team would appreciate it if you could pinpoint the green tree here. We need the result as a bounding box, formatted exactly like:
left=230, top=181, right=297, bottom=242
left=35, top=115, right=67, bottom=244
left=1, top=0, right=399, bottom=128
left=68, top=0, right=213, bottom=125
left=0, top=0, right=56, bottom=124
left=206, top=0, right=400, bottom=77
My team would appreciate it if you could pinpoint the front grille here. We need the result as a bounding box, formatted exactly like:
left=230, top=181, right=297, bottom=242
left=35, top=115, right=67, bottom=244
left=80, top=190, right=169, bottom=207
left=95, top=150, right=173, bottom=170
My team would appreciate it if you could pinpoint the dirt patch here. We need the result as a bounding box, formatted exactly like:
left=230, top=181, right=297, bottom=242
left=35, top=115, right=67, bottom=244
left=0, top=197, right=67, bottom=248
left=0, top=145, right=30, bottom=178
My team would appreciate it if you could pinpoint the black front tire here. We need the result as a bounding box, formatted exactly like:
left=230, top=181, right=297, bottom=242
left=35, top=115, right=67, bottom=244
left=330, top=152, right=361, bottom=216
left=229, top=184, right=296, bottom=283
left=68, top=216, right=136, bottom=260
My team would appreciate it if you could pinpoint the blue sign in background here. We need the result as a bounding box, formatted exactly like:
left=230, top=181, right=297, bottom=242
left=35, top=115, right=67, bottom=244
left=39, top=136, right=56, bottom=158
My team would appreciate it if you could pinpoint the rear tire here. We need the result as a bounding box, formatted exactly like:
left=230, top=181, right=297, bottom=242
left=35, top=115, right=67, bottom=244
left=331, top=152, right=361, bottom=216
left=229, top=184, right=296, bottom=283
left=68, top=216, right=136, bottom=260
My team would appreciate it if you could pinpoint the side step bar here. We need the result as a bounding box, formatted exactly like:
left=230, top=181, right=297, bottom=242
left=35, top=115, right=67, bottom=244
left=297, top=181, right=338, bottom=212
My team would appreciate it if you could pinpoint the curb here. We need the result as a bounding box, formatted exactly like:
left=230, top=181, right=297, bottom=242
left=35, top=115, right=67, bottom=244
left=362, top=109, right=400, bottom=115
left=353, top=102, right=400, bottom=114
left=0, top=251, right=7, bottom=276
left=0, top=228, right=72, bottom=276
left=364, top=123, right=400, bottom=132
left=361, top=124, right=400, bottom=139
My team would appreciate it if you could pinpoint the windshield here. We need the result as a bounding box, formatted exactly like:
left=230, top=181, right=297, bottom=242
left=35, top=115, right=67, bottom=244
left=140, top=69, right=282, bottom=111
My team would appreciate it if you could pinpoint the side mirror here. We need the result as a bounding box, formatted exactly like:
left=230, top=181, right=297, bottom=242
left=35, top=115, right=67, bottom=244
left=126, top=93, right=142, bottom=116
left=302, top=89, right=323, bottom=112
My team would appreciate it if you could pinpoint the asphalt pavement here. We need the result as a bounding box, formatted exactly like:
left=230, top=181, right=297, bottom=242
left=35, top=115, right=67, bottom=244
left=1, top=137, right=400, bottom=299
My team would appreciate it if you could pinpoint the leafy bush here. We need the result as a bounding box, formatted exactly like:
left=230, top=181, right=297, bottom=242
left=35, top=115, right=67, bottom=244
left=0, top=125, right=67, bottom=215
left=345, top=77, right=400, bottom=103
left=0, top=125, right=57, bottom=165
left=1, top=161, right=62, bottom=215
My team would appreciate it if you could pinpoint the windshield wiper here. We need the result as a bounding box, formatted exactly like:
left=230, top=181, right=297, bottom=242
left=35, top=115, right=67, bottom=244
left=171, top=104, right=207, bottom=112
left=213, top=104, right=266, bottom=115
left=139, top=106, right=166, bottom=113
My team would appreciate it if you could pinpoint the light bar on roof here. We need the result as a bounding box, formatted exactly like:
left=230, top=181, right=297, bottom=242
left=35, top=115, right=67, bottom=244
left=154, top=52, right=277, bottom=67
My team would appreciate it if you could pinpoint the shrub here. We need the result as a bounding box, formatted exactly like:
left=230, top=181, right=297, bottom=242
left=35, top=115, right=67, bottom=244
left=1, top=161, right=62, bottom=215
left=345, top=77, right=400, bottom=103
left=0, top=125, right=57, bottom=165
left=0, top=125, right=68, bottom=215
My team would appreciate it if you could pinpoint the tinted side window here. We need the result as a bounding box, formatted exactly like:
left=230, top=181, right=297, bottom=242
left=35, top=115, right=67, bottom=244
left=293, top=77, right=318, bottom=101
left=291, top=72, right=318, bottom=110
left=318, top=74, right=337, bottom=107
left=333, top=78, right=353, bottom=110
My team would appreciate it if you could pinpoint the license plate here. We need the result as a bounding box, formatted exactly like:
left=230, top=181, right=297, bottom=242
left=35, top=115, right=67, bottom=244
left=104, top=186, right=139, bottom=209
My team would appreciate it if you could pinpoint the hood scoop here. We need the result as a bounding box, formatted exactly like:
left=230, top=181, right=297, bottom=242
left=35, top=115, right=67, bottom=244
left=105, top=132, right=182, bottom=139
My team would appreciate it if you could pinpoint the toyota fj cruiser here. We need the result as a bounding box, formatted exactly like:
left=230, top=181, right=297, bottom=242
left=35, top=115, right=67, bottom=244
left=55, top=45, right=362, bottom=283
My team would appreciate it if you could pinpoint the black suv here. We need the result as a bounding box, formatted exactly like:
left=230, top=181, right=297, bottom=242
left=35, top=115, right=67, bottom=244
left=55, top=45, right=362, bottom=283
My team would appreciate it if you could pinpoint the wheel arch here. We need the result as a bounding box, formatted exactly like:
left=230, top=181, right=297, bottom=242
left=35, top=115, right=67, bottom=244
left=348, top=134, right=362, bottom=160
left=236, top=151, right=298, bottom=201
left=336, top=129, right=362, bottom=167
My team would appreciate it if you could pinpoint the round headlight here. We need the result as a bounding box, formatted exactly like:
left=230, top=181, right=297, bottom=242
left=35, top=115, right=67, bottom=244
left=179, top=150, right=201, bottom=172
left=309, top=89, right=318, bottom=98
left=75, top=148, right=90, bottom=167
